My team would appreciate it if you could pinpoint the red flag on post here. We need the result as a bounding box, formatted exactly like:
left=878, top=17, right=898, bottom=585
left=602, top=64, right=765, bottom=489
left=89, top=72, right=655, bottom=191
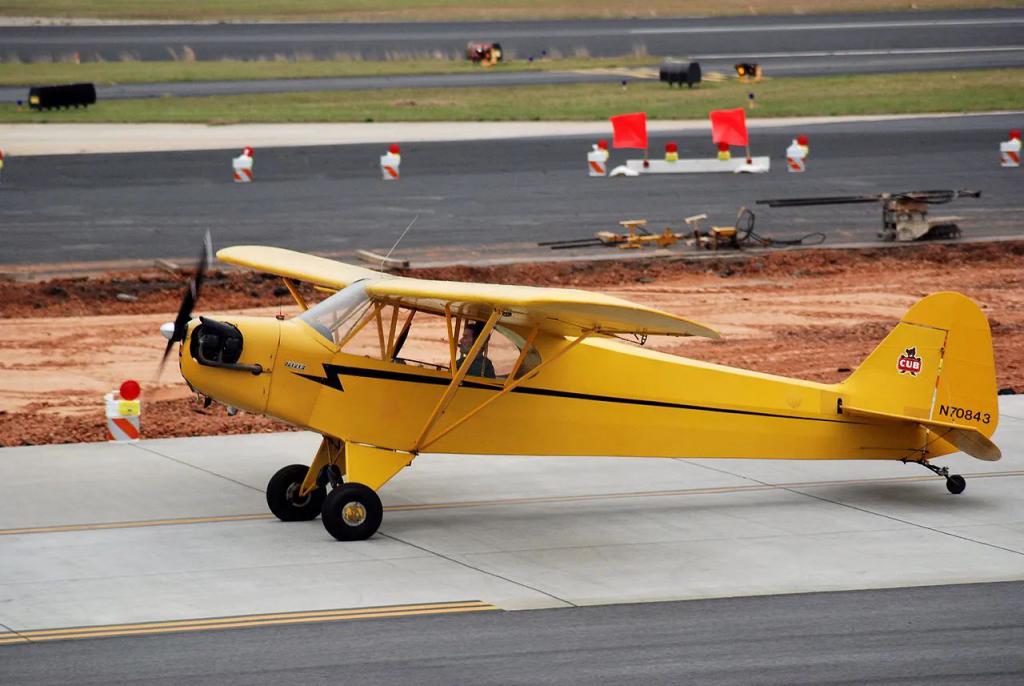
left=709, top=108, right=749, bottom=147
left=610, top=112, right=648, bottom=149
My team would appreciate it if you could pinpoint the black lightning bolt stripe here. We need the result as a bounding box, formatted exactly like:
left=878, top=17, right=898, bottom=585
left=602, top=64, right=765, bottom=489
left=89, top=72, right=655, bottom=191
left=295, top=365, right=345, bottom=391
left=293, top=364, right=860, bottom=425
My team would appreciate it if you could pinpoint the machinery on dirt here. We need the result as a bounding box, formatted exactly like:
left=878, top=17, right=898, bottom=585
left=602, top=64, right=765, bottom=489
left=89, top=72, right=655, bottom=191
left=466, top=42, right=503, bottom=65
left=539, top=209, right=825, bottom=251
left=756, top=189, right=982, bottom=242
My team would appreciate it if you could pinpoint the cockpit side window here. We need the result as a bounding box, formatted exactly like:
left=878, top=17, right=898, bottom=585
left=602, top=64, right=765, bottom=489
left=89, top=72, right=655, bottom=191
left=301, top=291, right=542, bottom=379
left=297, top=279, right=376, bottom=346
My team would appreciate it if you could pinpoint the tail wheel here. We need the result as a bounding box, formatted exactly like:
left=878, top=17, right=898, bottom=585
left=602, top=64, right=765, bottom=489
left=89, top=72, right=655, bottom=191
left=321, top=483, right=383, bottom=541
left=267, top=464, right=325, bottom=521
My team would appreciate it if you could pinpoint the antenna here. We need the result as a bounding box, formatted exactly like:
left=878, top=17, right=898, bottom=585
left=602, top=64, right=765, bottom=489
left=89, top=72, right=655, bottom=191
left=380, top=214, right=418, bottom=272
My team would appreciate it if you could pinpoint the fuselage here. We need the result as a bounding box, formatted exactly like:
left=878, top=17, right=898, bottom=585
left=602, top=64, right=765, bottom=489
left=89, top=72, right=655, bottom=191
left=181, top=315, right=932, bottom=462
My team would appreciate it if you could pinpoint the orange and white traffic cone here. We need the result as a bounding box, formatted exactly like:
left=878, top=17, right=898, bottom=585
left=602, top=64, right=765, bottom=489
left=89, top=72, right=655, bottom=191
left=786, top=139, right=806, bottom=173
left=1000, top=129, right=1021, bottom=168
left=587, top=139, right=609, bottom=176
left=105, top=380, right=141, bottom=441
left=232, top=146, right=254, bottom=183
left=381, top=143, right=401, bottom=180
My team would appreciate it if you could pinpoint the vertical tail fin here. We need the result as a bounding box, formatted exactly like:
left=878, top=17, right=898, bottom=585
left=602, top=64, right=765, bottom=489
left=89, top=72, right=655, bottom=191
left=839, top=292, right=998, bottom=455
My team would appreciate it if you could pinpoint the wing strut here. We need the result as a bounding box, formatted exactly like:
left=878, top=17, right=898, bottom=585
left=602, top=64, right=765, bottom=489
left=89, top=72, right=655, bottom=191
left=412, top=309, right=501, bottom=451
left=415, top=326, right=593, bottom=453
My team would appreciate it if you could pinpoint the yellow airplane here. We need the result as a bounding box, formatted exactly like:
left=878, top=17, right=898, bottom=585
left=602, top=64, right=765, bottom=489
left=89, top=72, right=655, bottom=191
left=161, top=242, right=1001, bottom=541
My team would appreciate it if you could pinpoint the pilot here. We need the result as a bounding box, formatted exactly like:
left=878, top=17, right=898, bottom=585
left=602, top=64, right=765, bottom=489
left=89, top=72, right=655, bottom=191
left=457, top=320, right=496, bottom=379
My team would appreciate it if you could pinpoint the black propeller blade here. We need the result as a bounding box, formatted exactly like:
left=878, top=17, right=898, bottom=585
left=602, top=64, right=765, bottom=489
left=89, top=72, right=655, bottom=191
left=158, top=231, right=212, bottom=375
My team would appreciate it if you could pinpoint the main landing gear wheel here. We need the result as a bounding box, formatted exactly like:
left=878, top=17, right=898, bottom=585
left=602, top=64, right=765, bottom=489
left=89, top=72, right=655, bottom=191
left=946, top=474, right=967, bottom=495
left=266, top=464, right=326, bottom=521
left=321, top=482, right=383, bottom=541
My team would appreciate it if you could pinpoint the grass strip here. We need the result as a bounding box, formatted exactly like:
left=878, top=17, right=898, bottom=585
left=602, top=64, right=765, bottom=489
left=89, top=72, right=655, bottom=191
left=0, top=0, right=1016, bottom=22
left=1, top=69, right=1020, bottom=124
left=0, top=57, right=655, bottom=87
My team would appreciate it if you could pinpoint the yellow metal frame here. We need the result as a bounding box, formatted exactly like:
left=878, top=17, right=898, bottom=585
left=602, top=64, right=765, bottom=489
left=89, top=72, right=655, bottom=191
left=412, top=309, right=501, bottom=451
left=281, top=278, right=308, bottom=311
left=300, top=436, right=345, bottom=497
left=419, top=327, right=592, bottom=452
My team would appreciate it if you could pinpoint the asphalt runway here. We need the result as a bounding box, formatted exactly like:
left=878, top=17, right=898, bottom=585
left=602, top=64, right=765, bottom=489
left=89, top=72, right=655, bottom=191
left=5, top=41, right=1024, bottom=102
left=2, top=10, right=1022, bottom=63
left=0, top=114, right=1020, bottom=268
left=2, top=582, right=1022, bottom=685
left=1, top=10, right=1020, bottom=102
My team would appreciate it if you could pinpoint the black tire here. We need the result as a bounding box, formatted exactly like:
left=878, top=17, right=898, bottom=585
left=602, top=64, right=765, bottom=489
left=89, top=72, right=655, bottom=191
left=946, top=475, right=966, bottom=495
left=266, top=464, right=325, bottom=521
left=321, top=483, right=383, bottom=541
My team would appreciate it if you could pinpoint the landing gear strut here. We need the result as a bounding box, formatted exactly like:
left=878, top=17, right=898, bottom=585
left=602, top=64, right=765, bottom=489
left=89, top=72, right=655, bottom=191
left=905, top=459, right=966, bottom=494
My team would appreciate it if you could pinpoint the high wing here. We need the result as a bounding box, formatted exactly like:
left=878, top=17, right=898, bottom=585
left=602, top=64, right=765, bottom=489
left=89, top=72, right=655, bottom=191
left=217, top=246, right=384, bottom=291
left=216, top=246, right=719, bottom=339
left=366, top=278, right=719, bottom=338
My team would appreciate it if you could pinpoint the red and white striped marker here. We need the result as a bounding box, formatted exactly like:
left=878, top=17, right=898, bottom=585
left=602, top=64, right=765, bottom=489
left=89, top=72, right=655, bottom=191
left=381, top=143, right=401, bottom=180
left=587, top=139, right=609, bottom=176
left=1000, top=129, right=1021, bottom=168
left=786, top=139, right=806, bottom=173
left=232, top=146, right=254, bottom=183
left=105, top=379, right=141, bottom=441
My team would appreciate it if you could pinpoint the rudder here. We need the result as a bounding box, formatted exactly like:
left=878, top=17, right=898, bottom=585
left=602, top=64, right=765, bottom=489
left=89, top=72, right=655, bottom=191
left=839, top=292, right=998, bottom=443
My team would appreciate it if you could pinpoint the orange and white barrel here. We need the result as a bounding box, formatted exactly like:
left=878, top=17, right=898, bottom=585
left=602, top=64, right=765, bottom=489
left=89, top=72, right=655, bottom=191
left=786, top=139, right=806, bottom=173
left=1000, top=137, right=1021, bottom=168
left=232, top=150, right=254, bottom=183
left=587, top=149, right=608, bottom=176
left=381, top=152, right=401, bottom=180
left=105, top=392, right=140, bottom=441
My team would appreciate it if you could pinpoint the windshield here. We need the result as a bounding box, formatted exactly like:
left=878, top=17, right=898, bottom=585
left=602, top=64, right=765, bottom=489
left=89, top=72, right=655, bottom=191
left=297, top=279, right=379, bottom=346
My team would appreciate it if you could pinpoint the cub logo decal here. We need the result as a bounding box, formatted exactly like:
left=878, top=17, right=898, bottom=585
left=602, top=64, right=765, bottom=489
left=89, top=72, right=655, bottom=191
left=897, top=347, right=922, bottom=376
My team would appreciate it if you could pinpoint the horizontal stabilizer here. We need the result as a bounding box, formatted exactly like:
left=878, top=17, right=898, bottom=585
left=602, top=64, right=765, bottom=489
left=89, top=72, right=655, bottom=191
left=844, top=404, right=1001, bottom=462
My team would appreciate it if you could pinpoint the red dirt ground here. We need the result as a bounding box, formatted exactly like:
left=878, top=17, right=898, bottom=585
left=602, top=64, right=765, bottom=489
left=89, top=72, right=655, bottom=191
left=1, top=241, right=1021, bottom=446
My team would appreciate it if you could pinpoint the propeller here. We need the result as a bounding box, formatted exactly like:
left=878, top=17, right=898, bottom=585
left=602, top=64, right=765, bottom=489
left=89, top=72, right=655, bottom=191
left=157, top=231, right=213, bottom=378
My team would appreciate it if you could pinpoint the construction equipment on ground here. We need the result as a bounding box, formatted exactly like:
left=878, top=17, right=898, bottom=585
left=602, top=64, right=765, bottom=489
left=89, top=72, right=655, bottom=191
left=540, top=210, right=825, bottom=252
left=540, top=219, right=685, bottom=250
left=659, top=60, right=702, bottom=88
left=466, top=42, right=503, bottom=65
left=687, top=208, right=825, bottom=250
left=756, top=189, right=981, bottom=242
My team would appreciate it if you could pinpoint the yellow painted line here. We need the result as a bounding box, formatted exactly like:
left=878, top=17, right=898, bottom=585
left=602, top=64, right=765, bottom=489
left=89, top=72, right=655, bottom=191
left=4, top=469, right=1022, bottom=538
left=0, top=513, right=274, bottom=537
left=386, top=469, right=1024, bottom=512
left=0, top=601, right=498, bottom=645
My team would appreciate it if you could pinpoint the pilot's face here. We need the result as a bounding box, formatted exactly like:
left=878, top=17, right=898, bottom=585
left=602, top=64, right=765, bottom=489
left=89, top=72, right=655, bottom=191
left=458, top=327, right=475, bottom=355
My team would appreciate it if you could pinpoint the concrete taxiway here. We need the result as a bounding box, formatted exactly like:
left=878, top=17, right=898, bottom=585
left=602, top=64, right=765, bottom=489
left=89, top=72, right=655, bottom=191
left=0, top=113, right=1021, bottom=267
left=0, top=397, right=1021, bottom=636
